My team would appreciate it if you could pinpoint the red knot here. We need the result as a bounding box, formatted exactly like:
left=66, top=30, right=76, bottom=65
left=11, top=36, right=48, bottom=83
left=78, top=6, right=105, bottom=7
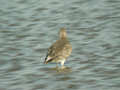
left=44, top=28, right=72, bottom=68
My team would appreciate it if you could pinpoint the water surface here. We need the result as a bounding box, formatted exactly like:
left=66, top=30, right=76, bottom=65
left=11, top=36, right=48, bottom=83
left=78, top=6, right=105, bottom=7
left=0, top=0, right=120, bottom=90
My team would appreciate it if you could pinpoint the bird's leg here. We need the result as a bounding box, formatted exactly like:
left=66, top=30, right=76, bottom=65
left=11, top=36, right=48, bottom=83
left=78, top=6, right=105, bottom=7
left=56, top=63, right=59, bottom=68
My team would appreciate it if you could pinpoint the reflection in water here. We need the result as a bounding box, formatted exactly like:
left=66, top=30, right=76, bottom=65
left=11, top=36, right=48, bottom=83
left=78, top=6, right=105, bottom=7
left=49, top=66, right=72, bottom=73
left=40, top=66, right=72, bottom=73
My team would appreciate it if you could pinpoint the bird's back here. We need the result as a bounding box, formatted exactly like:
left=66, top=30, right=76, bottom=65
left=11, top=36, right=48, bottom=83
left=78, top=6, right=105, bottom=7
left=49, top=39, right=71, bottom=57
left=44, top=28, right=72, bottom=64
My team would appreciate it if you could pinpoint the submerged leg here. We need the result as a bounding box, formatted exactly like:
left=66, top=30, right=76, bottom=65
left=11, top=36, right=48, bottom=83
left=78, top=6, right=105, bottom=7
left=56, top=63, right=59, bottom=68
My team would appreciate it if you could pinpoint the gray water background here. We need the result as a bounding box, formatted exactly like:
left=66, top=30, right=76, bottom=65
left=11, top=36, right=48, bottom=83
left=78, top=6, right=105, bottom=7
left=0, top=0, right=120, bottom=90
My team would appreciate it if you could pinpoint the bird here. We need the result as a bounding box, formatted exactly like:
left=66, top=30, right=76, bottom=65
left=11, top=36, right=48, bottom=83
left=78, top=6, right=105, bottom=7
left=44, top=28, right=72, bottom=68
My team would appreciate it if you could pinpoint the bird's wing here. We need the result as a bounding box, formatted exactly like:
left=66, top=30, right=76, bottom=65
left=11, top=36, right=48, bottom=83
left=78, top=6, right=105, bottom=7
left=44, top=40, right=59, bottom=62
left=44, top=39, right=72, bottom=63
left=44, top=40, right=64, bottom=61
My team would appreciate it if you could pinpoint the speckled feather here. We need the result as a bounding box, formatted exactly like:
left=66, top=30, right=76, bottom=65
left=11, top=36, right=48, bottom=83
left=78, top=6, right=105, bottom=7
left=44, top=28, right=72, bottom=64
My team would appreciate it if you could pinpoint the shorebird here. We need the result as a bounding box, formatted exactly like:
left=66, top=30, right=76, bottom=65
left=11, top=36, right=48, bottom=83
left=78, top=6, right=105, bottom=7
left=44, top=28, right=72, bottom=68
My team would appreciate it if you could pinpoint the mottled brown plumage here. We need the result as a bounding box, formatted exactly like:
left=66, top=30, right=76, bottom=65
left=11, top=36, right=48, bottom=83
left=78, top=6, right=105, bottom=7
left=44, top=28, right=72, bottom=67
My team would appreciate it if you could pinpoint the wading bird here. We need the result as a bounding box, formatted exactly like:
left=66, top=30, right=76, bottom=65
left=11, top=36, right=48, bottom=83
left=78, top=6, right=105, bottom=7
left=44, top=28, right=72, bottom=68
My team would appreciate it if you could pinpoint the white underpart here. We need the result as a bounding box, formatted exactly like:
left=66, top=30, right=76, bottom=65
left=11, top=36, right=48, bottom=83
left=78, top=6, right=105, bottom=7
left=60, top=59, right=65, bottom=66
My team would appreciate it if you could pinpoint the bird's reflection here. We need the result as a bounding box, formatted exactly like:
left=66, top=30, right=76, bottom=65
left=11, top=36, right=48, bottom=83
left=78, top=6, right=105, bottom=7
left=49, top=66, right=72, bottom=73
left=41, top=66, right=72, bottom=73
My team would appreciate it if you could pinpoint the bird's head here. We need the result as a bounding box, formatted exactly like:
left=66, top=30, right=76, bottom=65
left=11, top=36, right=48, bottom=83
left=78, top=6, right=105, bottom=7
left=59, top=28, right=67, bottom=39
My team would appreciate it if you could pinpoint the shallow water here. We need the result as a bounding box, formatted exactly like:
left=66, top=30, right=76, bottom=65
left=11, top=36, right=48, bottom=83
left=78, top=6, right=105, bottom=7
left=0, top=0, right=120, bottom=90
